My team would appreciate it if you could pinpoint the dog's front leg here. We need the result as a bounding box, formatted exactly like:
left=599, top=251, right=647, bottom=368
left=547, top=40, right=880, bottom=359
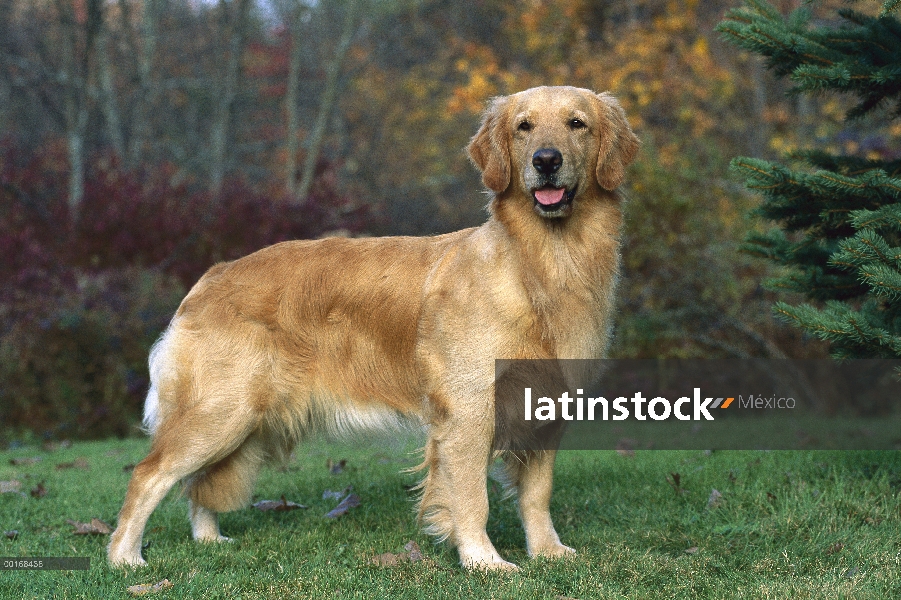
left=423, top=397, right=518, bottom=571
left=511, top=449, right=575, bottom=558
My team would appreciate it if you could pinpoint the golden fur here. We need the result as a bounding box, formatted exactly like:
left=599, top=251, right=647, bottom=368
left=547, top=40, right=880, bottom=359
left=107, top=85, right=639, bottom=570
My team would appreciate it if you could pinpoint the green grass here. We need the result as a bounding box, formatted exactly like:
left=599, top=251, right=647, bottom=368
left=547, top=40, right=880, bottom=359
left=1, top=436, right=901, bottom=599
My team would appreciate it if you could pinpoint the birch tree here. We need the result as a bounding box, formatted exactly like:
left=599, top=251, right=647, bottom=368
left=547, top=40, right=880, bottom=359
left=209, top=0, right=252, bottom=198
left=293, top=0, right=358, bottom=204
left=56, top=0, right=102, bottom=220
left=283, top=0, right=307, bottom=198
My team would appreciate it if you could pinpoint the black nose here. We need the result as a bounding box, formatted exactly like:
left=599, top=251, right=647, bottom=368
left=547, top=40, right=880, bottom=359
left=532, top=148, right=562, bottom=175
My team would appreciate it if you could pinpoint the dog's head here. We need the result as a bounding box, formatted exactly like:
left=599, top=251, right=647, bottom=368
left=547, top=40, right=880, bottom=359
left=467, top=86, right=639, bottom=218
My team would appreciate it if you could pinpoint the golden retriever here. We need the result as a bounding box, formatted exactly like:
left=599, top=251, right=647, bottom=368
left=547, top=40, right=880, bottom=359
left=107, top=85, right=638, bottom=570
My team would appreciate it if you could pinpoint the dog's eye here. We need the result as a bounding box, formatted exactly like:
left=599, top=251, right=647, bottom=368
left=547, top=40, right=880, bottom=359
left=569, top=118, right=586, bottom=130
left=517, top=121, right=532, bottom=132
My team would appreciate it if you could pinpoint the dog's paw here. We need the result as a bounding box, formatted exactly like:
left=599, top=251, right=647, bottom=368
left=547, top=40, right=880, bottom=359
left=529, top=542, right=576, bottom=559
left=196, top=534, right=232, bottom=544
left=460, top=552, right=520, bottom=572
left=108, top=552, right=147, bottom=568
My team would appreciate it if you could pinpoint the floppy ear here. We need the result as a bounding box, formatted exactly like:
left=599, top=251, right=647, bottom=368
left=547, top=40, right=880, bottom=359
left=594, top=93, right=640, bottom=191
left=467, top=95, right=512, bottom=194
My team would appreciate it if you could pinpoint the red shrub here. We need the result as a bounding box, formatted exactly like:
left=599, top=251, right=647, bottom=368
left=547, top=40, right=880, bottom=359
left=0, top=139, right=372, bottom=441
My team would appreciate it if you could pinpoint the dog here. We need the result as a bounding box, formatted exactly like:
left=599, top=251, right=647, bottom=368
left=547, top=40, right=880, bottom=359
left=107, top=85, right=639, bottom=571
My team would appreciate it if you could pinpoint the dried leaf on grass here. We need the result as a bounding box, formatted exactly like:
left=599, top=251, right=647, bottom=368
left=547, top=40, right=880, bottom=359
left=67, top=518, right=113, bottom=535
left=667, top=472, right=686, bottom=494
left=43, top=440, right=72, bottom=451
left=371, top=540, right=425, bottom=566
left=9, top=457, right=41, bottom=466
left=30, top=482, right=47, bottom=498
left=0, top=480, right=22, bottom=494
left=684, top=546, right=699, bottom=555
left=3, top=530, right=18, bottom=539
left=322, top=486, right=352, bottom=501
left=56, top=457, right=89, bottom=470
left=327, top=458, right=347, bottom=474
left=126, top=579, right=173, bottom=596
left=707, top=488, right=723, bottom=509
left=325, top=493, right=361, bottom=519
left=252, top=495, right=308, bottom=512
left=615, top=438, right=636, bottom=457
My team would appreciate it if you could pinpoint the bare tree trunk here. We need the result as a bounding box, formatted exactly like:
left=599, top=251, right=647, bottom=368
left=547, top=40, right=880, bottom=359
left=293, top=0, right=358, bottom=205
left=126, top=0, right=158, bottom=169
left=57, top=0, right=101, bottom=221
left=209, top=0, right=251, bottom=198
left=284, top=2, right=305, bottom=198
left=97, top=14, right=125, bottom=162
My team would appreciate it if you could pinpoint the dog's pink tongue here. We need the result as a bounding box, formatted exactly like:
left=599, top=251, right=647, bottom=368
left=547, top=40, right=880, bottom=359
left=535, top=187, right=565, bottom=205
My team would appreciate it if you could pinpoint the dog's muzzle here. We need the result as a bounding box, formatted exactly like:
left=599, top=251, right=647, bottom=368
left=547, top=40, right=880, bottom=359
left=530, top=148, right=575, bottom=218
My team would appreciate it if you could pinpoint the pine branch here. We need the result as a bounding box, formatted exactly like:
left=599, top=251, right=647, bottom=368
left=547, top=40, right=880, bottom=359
left=774, top=301, right=901, bottom=357
left=851, top=204, right=901, bottom=231
left=832, top=229, right=901, bottom=270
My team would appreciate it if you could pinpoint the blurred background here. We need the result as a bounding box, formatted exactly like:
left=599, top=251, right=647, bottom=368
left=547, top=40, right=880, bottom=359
left=1, top=0, right=894, bottom=441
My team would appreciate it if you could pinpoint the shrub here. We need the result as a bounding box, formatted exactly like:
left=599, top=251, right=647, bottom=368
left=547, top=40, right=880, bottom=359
left=0, top=140, right=372, bottom=441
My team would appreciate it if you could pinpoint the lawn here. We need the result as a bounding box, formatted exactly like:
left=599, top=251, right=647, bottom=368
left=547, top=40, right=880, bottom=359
left=1, top=435, right=900, bottom=599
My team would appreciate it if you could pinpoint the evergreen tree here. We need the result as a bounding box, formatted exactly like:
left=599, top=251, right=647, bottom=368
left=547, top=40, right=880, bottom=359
left=717, top=0, right=901, bottom=360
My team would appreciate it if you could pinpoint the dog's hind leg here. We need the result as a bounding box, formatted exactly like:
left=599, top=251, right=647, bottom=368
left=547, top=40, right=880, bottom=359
left=108, top=401, right=261, bottom=567
left=502, top=449, right=574, bottom=558
left=186, top=431, right=269, bottom=543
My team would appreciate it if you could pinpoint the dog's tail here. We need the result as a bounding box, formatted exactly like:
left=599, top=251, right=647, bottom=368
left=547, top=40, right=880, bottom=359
left=142, top=325, right=175, bottom=436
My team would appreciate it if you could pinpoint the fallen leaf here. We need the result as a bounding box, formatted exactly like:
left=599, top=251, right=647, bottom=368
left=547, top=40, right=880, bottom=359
left=615, top=438, right=636, bottom=457
left=325, top=493, right=361, bottom=518
left=322, top=486, right=353, bottom=501
left=826, top=542, right=844, bottom=555
left=667, top=472, right=685, bottom=494
left=707, top=488, right=723, bottom=509
left=67, top=518, right=113, bottom=535
left=9, top=457, right=41, bottom=466
left=766, top=492, right=777, bottom=503
left=126, top=579, right=173, bottom=596
left=404, top=540, right=423, bottom=562
left=326, top=458, right=347, bottom=474
left=43, top=440, right=72, bottom=451
left=372, top=552, right=402, bottom=566
left=30, top=482, right=47, bottom=498
left=3, top=530, right=18, bottom=539
left=844, top=566, right=859, bottom=578
left=252, top=495, right=308, bottom=511
left=56, top=457, right=89, bottom=470
left=371, top=540, right=425, bottom=566
left=684, top=546, right=699, bottom=554
left=0, top=480, right=22, bottom=494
